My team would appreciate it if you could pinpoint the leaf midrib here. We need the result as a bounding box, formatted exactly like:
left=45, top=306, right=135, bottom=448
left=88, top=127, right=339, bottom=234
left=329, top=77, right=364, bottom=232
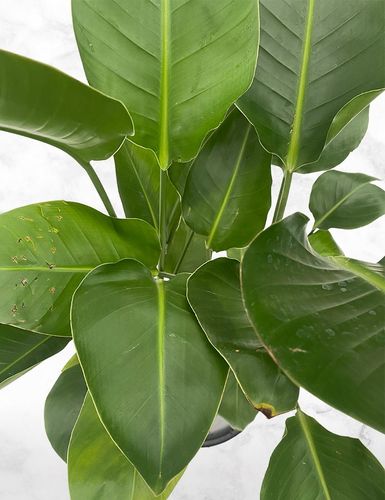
left=156, top=278, right=166, bottom=478
left=313, top=182, right=370, bottom=229
left=0, top=334, right=52, bottom=377
left=286, top=0, right=316, bottom=171
left=159, top=0, right=171, bottom=168
left=206, top=124, right=252, bottom=248
left=0, top=266, right=91, bottom=273
left=297, top=410, right=332, bottom=500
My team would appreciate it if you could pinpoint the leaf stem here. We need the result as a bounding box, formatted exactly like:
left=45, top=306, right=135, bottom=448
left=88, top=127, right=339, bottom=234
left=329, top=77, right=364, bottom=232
left=78, top=160, right=117, bottom=218
left=159, top=169, right=168, bottom=271
left=272, top=169, right=293, bottom=223
left=173, top=227, right=194, bottom=274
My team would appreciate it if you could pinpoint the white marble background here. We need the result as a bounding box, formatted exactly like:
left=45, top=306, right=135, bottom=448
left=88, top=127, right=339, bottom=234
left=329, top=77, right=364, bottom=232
left=0, top=2, right=384, bottom=499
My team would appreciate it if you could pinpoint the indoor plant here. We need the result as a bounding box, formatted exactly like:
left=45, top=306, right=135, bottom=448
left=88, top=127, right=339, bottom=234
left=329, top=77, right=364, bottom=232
left=0, top=0, right=384, bottom=498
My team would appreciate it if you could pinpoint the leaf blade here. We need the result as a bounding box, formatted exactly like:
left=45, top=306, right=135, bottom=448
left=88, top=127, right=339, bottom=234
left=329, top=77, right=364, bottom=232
left=0, top=49, right=132, bottom=162
left=238, top=0, right=385, bottom=170
left=0, top=201, right=159, bottom=336
left=0, top=324, right=68, bottom=387
left=242, top=214, right=385, bottom=431
left=71, top=260, right=227, bottom=493
left=261, top=410, right=385, bottom=500
left=72, top=0, right=259, bottom=166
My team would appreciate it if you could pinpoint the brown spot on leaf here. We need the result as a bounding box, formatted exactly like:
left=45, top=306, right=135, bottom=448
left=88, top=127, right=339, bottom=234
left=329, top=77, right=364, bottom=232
left=21, top=278, right=28, bottom=287
left=49, top=287, right=56, bottom=295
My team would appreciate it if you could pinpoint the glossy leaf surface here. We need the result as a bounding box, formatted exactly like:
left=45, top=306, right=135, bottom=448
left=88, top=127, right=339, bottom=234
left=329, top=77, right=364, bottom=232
left=219, top=372, right=258, bottom=431
left=44, top=363, right=87, bottom=461
left=115, top=140, right=179, bottom=230
left=0, top=49, right=132, bottom=162
left=72, top=260, right=227, bottom=493
left=188, top=258, right=298, bottom=417
left=68, top=394, right=180, bottom=500
left=72, top=0, right=259, bottom=167
left=0, top=324, right=68, bottom=387
left=183, top=110, right=272, bottom=251
left=310, top=171, right=385, bottom=230
left=261, top=410, right=385, bottom=499
left=0, top=201, right=159, bottom=336
left=242, top=214, right=385, bottom=432
left=238, top=0, right=385, bottom=170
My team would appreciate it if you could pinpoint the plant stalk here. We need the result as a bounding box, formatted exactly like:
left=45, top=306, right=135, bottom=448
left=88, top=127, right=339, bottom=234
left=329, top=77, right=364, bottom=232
left=272, top=169, right=293, bottom=223
left=159, top=169, right=168, bottom=271
left=173, top=227, right=194, bottom=274
left=79, top=160, right=117, bottom=218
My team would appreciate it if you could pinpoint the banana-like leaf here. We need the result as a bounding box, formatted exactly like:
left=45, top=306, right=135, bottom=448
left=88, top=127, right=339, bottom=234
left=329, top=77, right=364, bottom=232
left=183, top=110, right=272, bottom=251
left=242, top=214, right=385, bottom=432
left=0, top=201, right=159, bottom=336
left=298, top=108, right=369, bottom=174
left=164, top=220, right=211, bottom=275
left=0, top=49, right=132, bottom=163
left=68, top=394, right=181, bottom=500
left=0, top=324, right=68, bottom=387
left=72, top=0, right=259, bottom=168
left=237, top=0, right=385, bottom=171
left=188, top=258, right=299, bottom=417
left=310, top=171, right=385, bottom=230
left=115, top=140, right=179, bottom=230
left=219, top=372, right=258, bottom=431
left=44, top=363, right=87, bottom=462
left=261, top=410, right=385, bottom=499
left=71, top=260, right=227, bottom=494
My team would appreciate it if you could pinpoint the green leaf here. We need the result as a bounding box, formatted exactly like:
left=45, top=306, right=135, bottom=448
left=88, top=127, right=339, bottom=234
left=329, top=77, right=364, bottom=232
left=0, top=201, right=159, bottom=336
left=115, top=140, right=179, bottom=231
left=188, top=258, right=299, bottom=417
left=309, top=230, right=343, bottom=257
left=0, top=324, right=68, bottom=388
left=237, top=0, right=385, bottom=171
left=297, top=107, right=369, bottom=174
left=44, top=363, right=87, bottom=461
left=219, top=372, right=257, bottom=431
left=71, top=260, right=227, bottom=494
left=242, top=213, right=385, bottom=432
left=164, top=220, right=211, bottom=275
left=68, top=394, right=181, bottom=500
left=261, top=410, right=385, bottom=500
left=72, top=0, right=259, bottom=168
left=183, top=110, right=272, bottom=251
left=310, top=171, right=385, bottom=230
left=0, top=49, right=132, bottom=163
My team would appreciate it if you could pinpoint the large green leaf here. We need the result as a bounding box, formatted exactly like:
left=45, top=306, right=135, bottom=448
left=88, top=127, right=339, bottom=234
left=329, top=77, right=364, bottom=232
left=237, top=0, right=385, bottom=171
left=297, top=107, right=369, bottom=174
left=183, top=110, right=272, bottom=251
left=0, top=201, right=159, bottom=336
left=219, top=372, right=258, bottom=431
left=188, top=258, right=298, bottom=417
left=115, top=140, right=179, bottom=230
left=242, top=214, right=385, bottom=432
left=72, top=0, right=259, bottom=168
left=68, top=394, right=181, bottom=500
left=0, top=324, right=68, bottom=388
left=261, top=410, right=385, bottom=499
left=71, top=260, right=227, bottom=494
left=44, top=363, right=87, bottom=461
left=310, top=171, right=385, bottom=230
left=0, top=49, right=132, bottom=163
